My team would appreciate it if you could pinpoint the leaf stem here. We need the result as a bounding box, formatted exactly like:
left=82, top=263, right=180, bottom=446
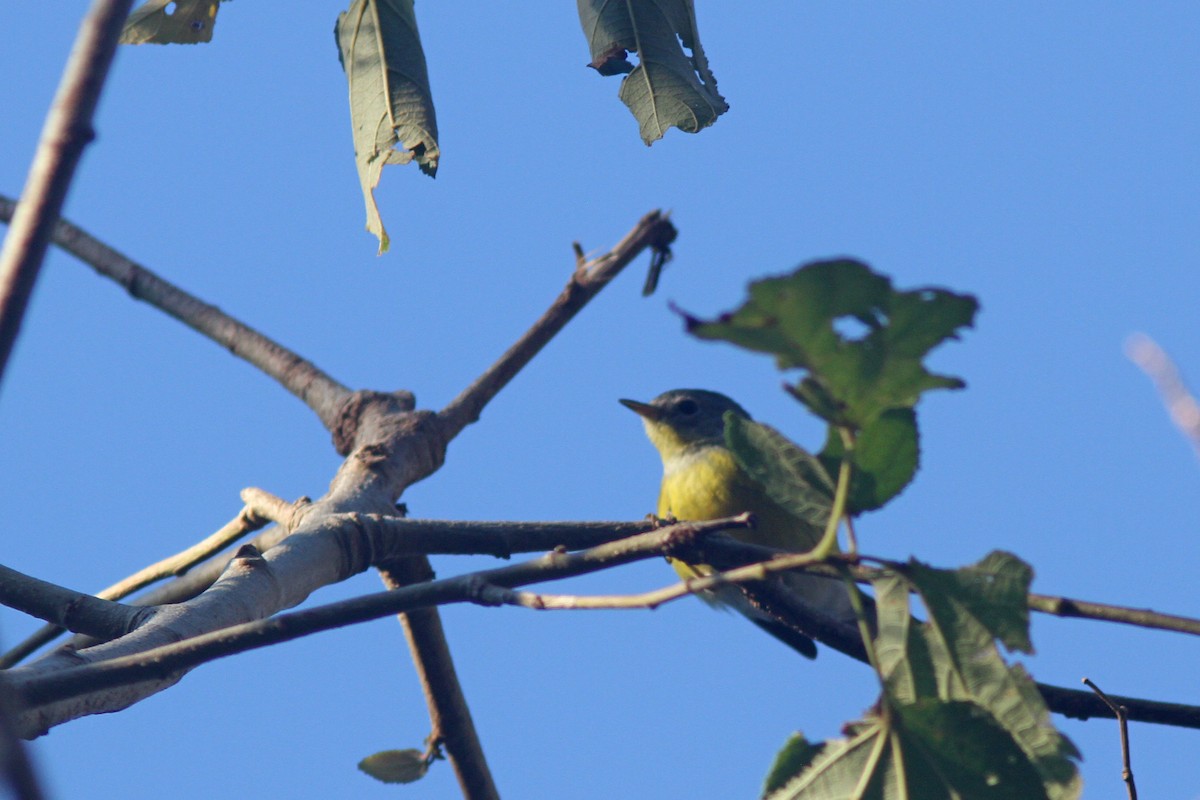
left=813, top=445, right=853, bottom=558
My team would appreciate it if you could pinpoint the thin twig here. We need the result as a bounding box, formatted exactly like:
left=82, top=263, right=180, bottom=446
left=0, top=0, right=134, bottom=389
left=1126, top=332, right=1200, bottom=458
left=281, top=515, right=1200, bottom=640
left=15, top=517, right=1200, bottom=733
left=1029, top=592, right=1200, bottom=636
left=437, top=209, right=676, bottom=440
left=397, top=210, right=673, bottom=797
left=0, top=194, right=351, bottom=428
left=14, top=517, right=751, bottom=710
left=0, top=495, right=292, bottom=668
left=1084, top=677, right=1138, bottom=800
left=14, top=492, right=305, bottom=665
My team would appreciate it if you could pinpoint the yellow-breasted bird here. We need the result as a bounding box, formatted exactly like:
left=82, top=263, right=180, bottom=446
left=621, top=389, right=853, bottom=658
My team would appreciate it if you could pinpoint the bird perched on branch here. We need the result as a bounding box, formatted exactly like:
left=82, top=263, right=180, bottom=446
left=621, top=389, right=853, bottom=658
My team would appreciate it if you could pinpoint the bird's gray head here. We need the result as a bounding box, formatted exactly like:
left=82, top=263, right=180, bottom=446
left=620, top=389, right=751, bottom=452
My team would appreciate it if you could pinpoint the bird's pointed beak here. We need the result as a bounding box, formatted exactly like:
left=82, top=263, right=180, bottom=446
left=619, top=398, right=663, bottom=421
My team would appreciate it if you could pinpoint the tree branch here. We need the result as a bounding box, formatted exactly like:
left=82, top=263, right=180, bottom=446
left=0, top=0, right=134, bottom=389
left=0, top=564, right=140, bottom=642
left=0, top=194, right=351, bottom=428
left=12, top=518, right=750, bottom=714
left=14, top=515, right=1200, bottom=733
left=1028, top=592, right=1200, bottom=637
left=349, top=516, right=655, bottom=558
left=382, top=210, right=674, bottom=798
left=0, top=490, right=303, bottom=669
left=1084, top=677, right=1138, bottom=800
left=378, top=561, right=498, bottom=800
left=437, top=209, right=676, bottom=440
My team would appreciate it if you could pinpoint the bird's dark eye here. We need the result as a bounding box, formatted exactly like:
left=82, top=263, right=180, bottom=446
left=676, top=399, right=699, bottom=416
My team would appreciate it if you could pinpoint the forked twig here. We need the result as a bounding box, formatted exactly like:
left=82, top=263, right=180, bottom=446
left=1084, top=677, right=1138, bottom=800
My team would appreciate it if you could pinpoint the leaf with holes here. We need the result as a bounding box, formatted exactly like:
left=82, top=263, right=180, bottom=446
left=684, top=259, right=978, bottom=430
left=120, top=0, right=223, bottom=44
left=576, top=0, right=728, bottom=144
left=336, top=0, right=439, bottom=253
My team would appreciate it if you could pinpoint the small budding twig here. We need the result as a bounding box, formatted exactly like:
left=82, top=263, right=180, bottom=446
left=1083, top=677, right=1138, bottom=800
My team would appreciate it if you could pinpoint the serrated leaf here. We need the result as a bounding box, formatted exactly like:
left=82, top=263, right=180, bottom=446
left=907, top=551, right=1035, bottom=655
left=120, top=0, right=221, bottom=44
left=724, top=413, right=834, bottom=533
left=762, top=733, right=824, bottom=798
left=336, top=0, right=439, bottom=253
left=576, top=0, right=728, bottom=144
left=768, top=696, right=1077, bottom=800
left=819, top=408, right=920, bottom=514
left=764, top=715, right=890, bottom=799
left=863, top=553, right=1081, bottom=800
left=685, top=259, right=978, bottom=429
left=358, top=748, right=429, bottom=784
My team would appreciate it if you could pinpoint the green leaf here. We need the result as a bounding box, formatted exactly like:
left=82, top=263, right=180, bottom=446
left=358, top=748, right=429, bottom=784
left=906, top=551, right=1035, bottom=655
left=336, top=0, right=439, bottom=253
left=767, top=694, right=1078, bottom=799
left=762, top=733, right=824, bottom=798
left=685, top=259, right=978, bottom=429
left=763, top=715, right=892, bottom=799
left=819, top=408, right=920, bottom=514
left=769, top=554, right=1078, bottom=798
left=576, top=0, right=728, bottom=144
left=120, top=0, right=222, bottom=44
left=896, top=700, right=1052, bottom=799
left=723, top=412, right=833, bottom=534
left=870, top=553, right=1081, bottom=799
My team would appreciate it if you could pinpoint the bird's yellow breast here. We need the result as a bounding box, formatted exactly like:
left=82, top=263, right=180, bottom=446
left=657, top=445, right=820, bottom=553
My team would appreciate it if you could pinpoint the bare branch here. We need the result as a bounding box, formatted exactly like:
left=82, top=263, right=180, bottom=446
left=0, top=194, right=351, bottom=428
left=1029, top=592, right=1200, bottom=637
left=437, top=210, right=676, bottom=440
left=0, top=564, right=140, bottom=641
left=387, top=211, right=674, bottom=796
left=0, top=493, right=303, bottom=669
left=1126, top=332, right=1200, bottom=457
left=0, top=0, right=134, bottom=388
left=12, top=517, right=749, bottom=714
left=15, top=516, right=1200, bottom=733
left=1084, top=678, right=1138, bottom=800
left=379, top=561, right=498, bottom=800
left=351, top=516, right=654, bottom=558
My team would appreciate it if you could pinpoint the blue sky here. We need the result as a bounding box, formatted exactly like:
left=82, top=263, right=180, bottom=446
left=2, top=3, right=1199, bottom=797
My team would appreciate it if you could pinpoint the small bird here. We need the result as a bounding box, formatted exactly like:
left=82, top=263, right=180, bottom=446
left=621, top=389, right=853, bottom=657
